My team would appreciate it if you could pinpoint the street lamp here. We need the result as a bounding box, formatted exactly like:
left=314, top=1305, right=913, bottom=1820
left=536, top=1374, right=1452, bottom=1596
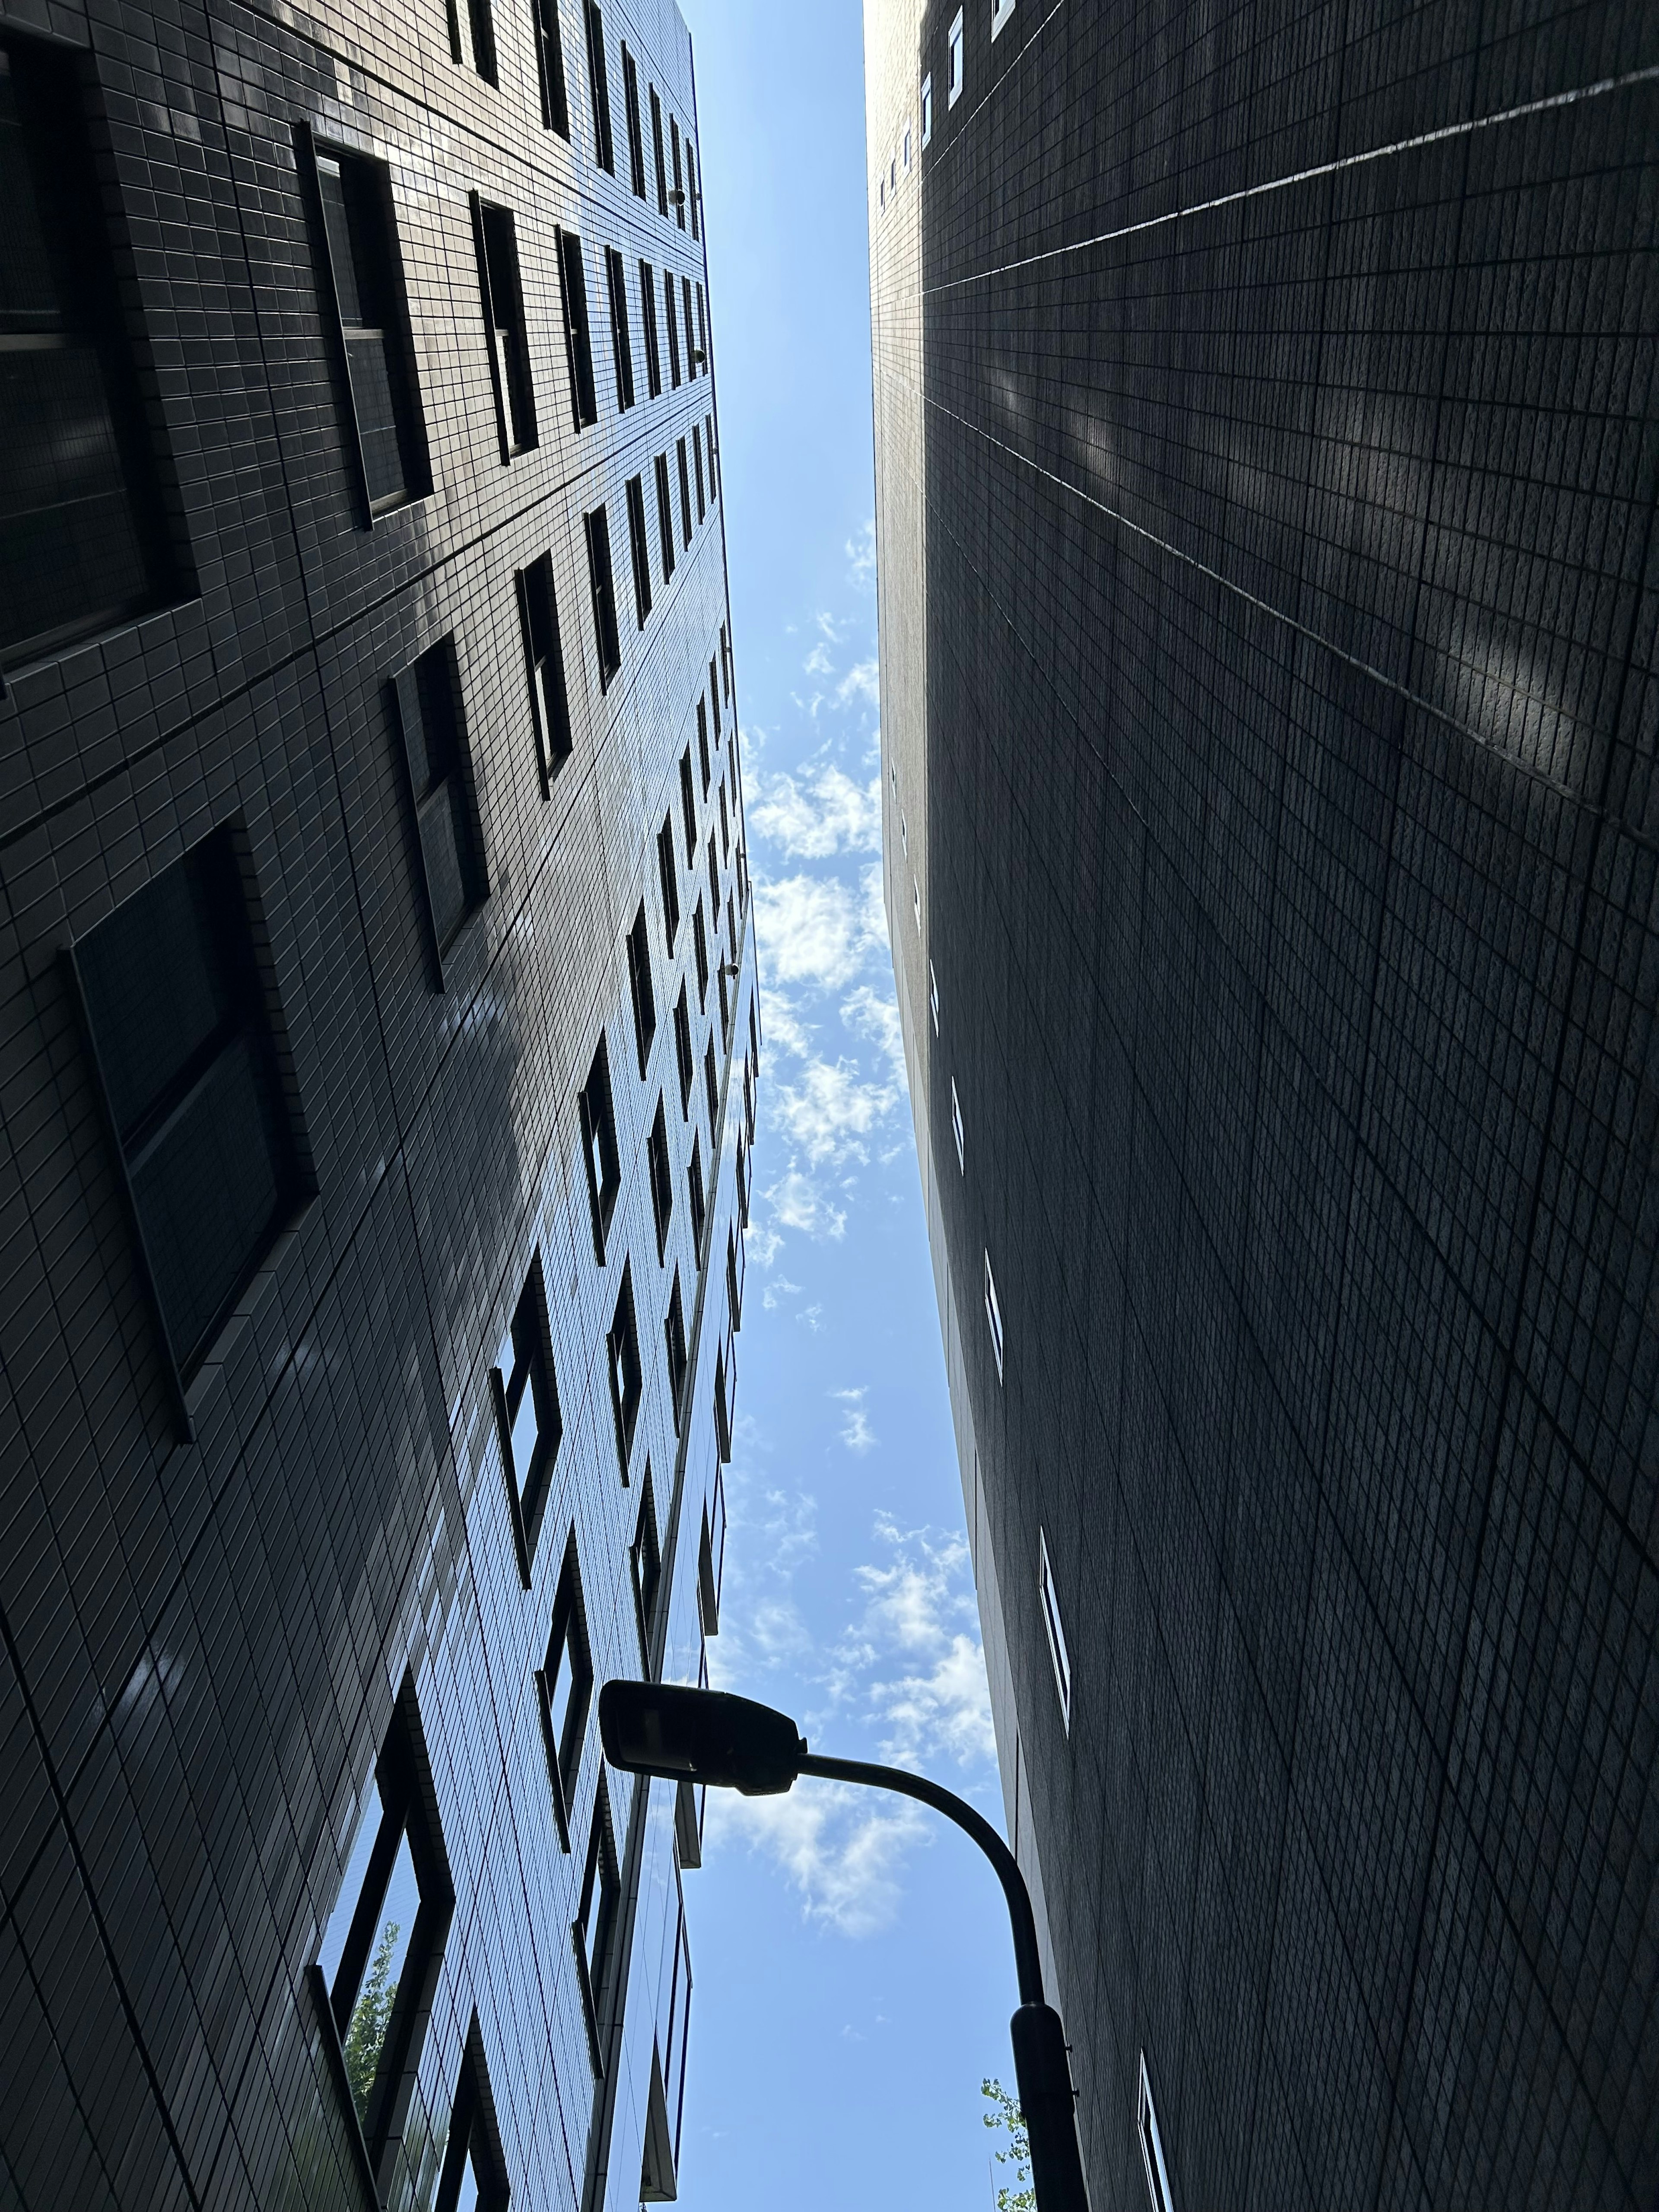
left=599, top=1679, right=1091, bottom=2212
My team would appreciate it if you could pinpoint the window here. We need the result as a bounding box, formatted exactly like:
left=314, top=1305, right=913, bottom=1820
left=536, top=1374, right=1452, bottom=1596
left=516, top=552, right=573, bottom=792
left=709, top=661, right=722, bottom=741
left=650, top=454, right=676, bottom=585
left=648, top=1097, right=673, bottom=1259
left=664, top=1270, right=687, bottom=1429
left=890, top=156, right=897, bottom=193
left=71, top=827, right=306, bottom=1399
left=720, top=624, right=731, bottom=704
left=692, top=425, right=706, bottom=521
left=585, top=505, right=621, bottom=688
left=900, top=810, right=909, bottom=854
left=308, top=138, right=429, bottom=520
left=984, top=1249, right=1004, bottom=1381
left=1038, top=1527, right=1072, bottom=1732
left=713, top=1336, right=735, bottom=1462
left=581, top=1033, right=621, bottom=1260
left=687, top=1135, right=706, bottom=1256
left=640, top=261, right=663, bottom=397
left=992, top=0, right=1016, bottom=39
left=692, top=899, right=709, bottom=1007
left=533, top=0, right=569, bottom=133
left=680, top=748, right=698, bottom=862
left=912, top=876, right=922, bottom=931
left=677, top=438, right=693, bottom=547
left=719, top=782, right=731, bottom=864
left=736, top=1129, right=750, bottom=1227
left=556, top=227, right=598, bottom=431
left=622, top=44, right=646, bottom=196
left=706, top=833, right=720, bottom=918
left=707, top=413, right=720, bottom=502
left=435, top=2024, right=509, bottom=2212
left=493, top=1255, right=562, bottom=1584
left=658, top=817, right=681, bottom=952
left=687, top=142, right=700, bottom=239
left=903, top=124, right=912, bottom=169
left=649, top=83, right=667, bottom=215
left=312, top=1688, right=453, bottom=2191
left=573, top=1778, right=621, bottom=2073
left=604, top=245, right=635, bottom=410
left=929, top=958, right=940, bottom=1033
left=583, top=1, right=613, bottom=172
left=631, top=1468, right=662, bottom=1668
left=0, top=33, right=185, bottom=667
left=948, top=8, right=965, bottom=103
left=694, top=283, right=708, bottom=372
left=664, top=271, right=682, bottom=387
left=699, top=1472, right=726, bottom=1635
left=537, top=1535, right=592, bottom=1843
left=472, top=197, right=536, bottom=459
left=674, top=985, right=694, bottom=1116
left=921, top=71, right=933, bottom=144
left=1138, top=2053, right=1175, bottom=2212
left=625, top=473, right=652, bottom=629
left=879, top=175, right=885, bottom=213
left=391, top=641, right=486, bottom=973
left=683, top=275, right=697, bottom=375
left=726, top=1225, right=744, bottom=1331
left=950, top=1077, right=964, bottom=1173
left=670, top=115, right=685, bottom=225
left=462, top=0, right=497, bottom=83
left=608, top=1263, right=643, bottom=1471
left=628, top=902, right=656, bottom=1074
left=702, top=1035, right=718, bottom=1139
left=697, top=703, right=710, bottom=795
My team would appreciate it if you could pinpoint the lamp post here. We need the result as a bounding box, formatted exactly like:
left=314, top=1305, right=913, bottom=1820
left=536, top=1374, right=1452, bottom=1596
left=599, top=1679, right=1091, bottom=2212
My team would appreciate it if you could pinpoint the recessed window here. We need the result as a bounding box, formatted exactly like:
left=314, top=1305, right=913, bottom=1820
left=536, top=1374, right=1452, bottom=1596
left=625, top=472, right=653, bottom=629
left=709, top=662, right=722, bottom=742
left=533, top=0, right=569, bottom=133
left=585, top=505, right=621, bottom=689
left=890, top=156, right=897, bottom=191
left=693, top=900, right=709, bottom=1007
left=456, top=0, right=497, bottom=82
left=308, top=139, right=430, bottom=520
left=581, top=1035, right=622, bottom=1259
left=697, top=702, right=711, bottom=795
left=658, top=816, right=681, bottom=953
left=694, top=283, right=708, bottom=372
left=912, top=876, right=922, bottom=931
left=900, top=809, right=908, bottom=853
left=622, top=44, right=646, bottom=197
left=687, top=143, right=700, bottom=240
left=726, top=1225, right=744, bottom=1332
left=713, top=1335, right=734, bottom=1462
left=608, top=1262, right=643, bottom=1472
left=700, top=1474, right=726, bottom=1636
left=947, top=8, right=965, bottom=103
left=655, top=453, right=677, bottom=582
left=640, top=259, right=663, bottom=398
left=992, top=0, right=1016, bottom=40
left=1138, top=2052, right=1175, bottom=2212
left=556, top=227, right=599, bottom=431
left=921, top=72, right=933, bottom=145
left=670, top=115, right=686, bottom=227
left=536, top=1534, right=592, bottom=1845
left=70, top=827, right=306, bottom=1399
left=693, top=426, right=706, bottom=521
left=683, top=275, right=696, bottom=374
left=735, top=1129, right=750, bottom=1227
left=391, top=640, right=486, bottom=974
left=703, top=1035, right=719, bottom=1139
left=472, top=197, right=536, bottom=460
left=677, top=436, right=693, bottom=547
left=573, top=1777, right=621, bottom=2073
left=516, top=552, right=573, bottom=793
left=648, top=1096, right=673, bottom=1259
left=649, top=83, right=667, bottom=215
left=312, top=1688, right=453, bottom=2194
left=628, top=901, right=656, bottom=1073
left=0, top=34, right=187, bottom=669
left=435, top=2023, right=509, bottom=2212
left=1039, top=1527, right=1071, bottom=1731
left=929, top=958, right=940, bottom=1033
left=707, top=414, right=721, bottom=501
left=984, top=1249, right=1004, bottom=1381
left=879, top=175, right=886, bottom=212
left=903, top=124, right=912, bottom=169
left=631, top=1467, right=662, bottom=1669
left=664, top=1268, right=687, bottom=1429
left=582, top=0, right=613, bottom=172
left=951, top=1077, right=965, bottom=1173
left=680, top=747, right=698, bottom=863
left=664, top=271, right=682, bottom=387
left=687, top=1134, right=706, bottom=1256
left=706, top=832, right=720, bottom=917
left=674, top=985, right=694, bottom=1116
left=493, top=1254, right=561, bottom=1585
left=604, top=244, right=635, bottom=410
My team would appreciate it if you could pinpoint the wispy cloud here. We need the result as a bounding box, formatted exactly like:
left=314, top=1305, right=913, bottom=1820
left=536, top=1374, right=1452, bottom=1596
left=833, top=1520, right=996, bottom=1772
left=803, top=641, right=834, bottom=677
left=765, top=1166, right=848, bottom=1241
left=847, top=520, right=877, bottom=590
left=756, top=871, right=885, bottom=991
left=750, top=768, right=881, bottom=860
left=773, top=1058, right=895, bottom=1166
left=762, top=1275, right=803, bottom=1310
left=841, top=984, right=907, bottom=1086
left=706, top=1786, right=931, bottom=1937
left=833, top=1386, right=877, bottom=1454
left=837, top=658, right=880, bottom=710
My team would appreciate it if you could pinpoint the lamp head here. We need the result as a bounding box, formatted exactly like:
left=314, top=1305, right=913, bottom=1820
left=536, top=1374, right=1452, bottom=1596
left=599, top=1680, right=805, bottom=1796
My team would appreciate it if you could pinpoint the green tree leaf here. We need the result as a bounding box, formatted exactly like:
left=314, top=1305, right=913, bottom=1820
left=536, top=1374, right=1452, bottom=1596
left=982, top=2077, right=1035, bottom=2212
left=342, top=1920, right=401, bottom=2124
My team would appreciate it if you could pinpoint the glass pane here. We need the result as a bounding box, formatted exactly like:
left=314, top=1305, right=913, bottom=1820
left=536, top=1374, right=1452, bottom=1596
left=76, top=857, right=226, bottom=1141
left=418, top=783, right=466, bottom=950
left=345, top=330, right=405, bottom=506
left=316, top=157, right=364, bottom=325
left=0, top=53, right=58, bottom=326
left=341, top=1828, right=420, bottom=2128
left=509, top=1365, right=540, bottom=1492
left=454, top=2144, right=480, bottom=2212
left=549, top=1636, right=578, bottom=1761
left=318, top=1797, right=382, bottom=1994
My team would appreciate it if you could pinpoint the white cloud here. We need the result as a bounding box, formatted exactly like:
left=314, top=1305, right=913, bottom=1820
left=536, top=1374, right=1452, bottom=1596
left=762, top=1275, right=802, bottom=1310
left=765, top=1167, right=847, bottom=1241
left=837, top=658, right=880, bottom=710
left=759, top=989, right=817, bottom=1060
left=833, top=1520, right=997, bottom=1772
left=747, top=1224, right=784, bottom=1268
left=847, top=520, right=877, bottom=589
left=833, top=1386, right=877, bottom=1455
left=756, top=873, right=884, bottom=991
left=803, top=642, right=834, bottom=677
left=815, top=610, right=841, bottom=642
left=706, top=1785, right=931, bottom=1937
left=841, top=984, right=907, bottom=1086
left=750, top=768, right=881, bottom=860
left=772, top=1058, right=895, bottom=1166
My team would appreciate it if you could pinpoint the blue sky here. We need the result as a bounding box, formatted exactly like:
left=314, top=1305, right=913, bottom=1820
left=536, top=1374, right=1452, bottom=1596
left=672, top=3, right=1016, bottom=2206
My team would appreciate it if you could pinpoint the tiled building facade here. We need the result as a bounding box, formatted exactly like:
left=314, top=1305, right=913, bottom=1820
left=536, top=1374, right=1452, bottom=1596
left=868, top=1, right=1657, bottom=2207
left=0, top=0, right=758, bottom=2205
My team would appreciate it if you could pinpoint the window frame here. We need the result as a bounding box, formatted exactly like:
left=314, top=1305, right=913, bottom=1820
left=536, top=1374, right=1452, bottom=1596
left=492, top=1252, right=562, bottom=1587
left=516, top=551, right=574, bottom=794
left=536, top=1533, right=593, bottom=1847
left=921, top=71, right=933, bottom=145
left=585, top=504, right=622, bottom=689
left=948, top=8, right=965, bottom=104
left=664, top=270, right=681, bottom=386
left=622, top=42, right=646, bottom=196
left=1039, top=1526, right=1072, bottom=1732
left=604, top=243, right=636, bottom=410
left=639, top=259, right=663, bottom=397
left=472, top=194, right=537, bottom=461
left=984, top=1248, right=1004, bottom=1381
left=648, top=1096, right=674, bottom=1260
left=533, top=0, right=569, bottom=133
left=608, top=1261, right=644, bottom=1473
left=583, top=0, right=614, bottom=172
left=631, top=1466, right=662, bottom=1670
left=628, top=901, right=657, bottom=1074
left=574, top=1778, right=622, bottom=2075
left=580, top=1035, right=623, bottom=1261
left=664, top=1268, right=687, bottom=1431
left=649, top=82, right=668, bottom=215
left=556, top=226, right=599, bottom=432
left=991, top=0, right=1016, bottom=40
left=625, top=471, right=653, bottom=629
left=435, top=2019, right=510, bottom=2212
left=390, top=640, right=487, bottom=982
left=658, top=815, right=681, bottom=953
left=655, top=452, right=677, bottom=582
left=674, top=985, right=694, bottom=1117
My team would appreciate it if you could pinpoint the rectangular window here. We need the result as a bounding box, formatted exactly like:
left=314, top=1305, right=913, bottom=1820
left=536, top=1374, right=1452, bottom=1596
left=683, top=274, right=697, bottom=374
left=658, top=816, right=681, bottom=952
left=718, top=781, right=731, bottom=864
left=664, top=1270, right=687, bottom=1430
left=1138, top=2053, right=1175, bottom=2212
left=604, top=245, right=635, bottom=410
left=70, top=827, right=306, bottom=1399
left=951, top=1076, right=965, bottom=1173
left=556, top=227, right=598, bottom=431
left=706, top=832, right=720, bottom=918
left=622, top=44, right=646, bottom=196
left=650, top=83, right=668, bottom=215
left=516, top=553, right=573, bottom=793
left=687, top=1134, right=705, bottom=1256
left=655, top=454, right=676, bottom=582
left=583, top=1, right=613, bottom=172
left=699, top=1473, right=726, bottom=1634
left=992, top=0, right=1016, bottom=39
left=493, top=1256, right=562, bottom=1585
left=921, top=71, right=933, bottom=145
left=465, top=0, right=497, bottom=82
left=472, top=197, right=536, bottom=459
left=726, top=1225, right=744, bottom=1332
left=313, top=1691, right=453, bottom=2185
left=903, top=124, right=912, bottom=169
left=677, top=438, right=692, bottom=547
left=680, top=747, right=698, bottom=863
left=692, top=426, right=706, bottom=521
left=707, top=414, right=720, bottom=502
left=1039, top=1528, right=1071, bottom=1730
left=625, top=473, right=652, bottom=629
left=670, top=115, right=685, bottom=226
left=581, top=1035, right=622, bottom=1259
left=702, top=1035, right=718, bottom=1141
left=436, top=2027, right=509, bottom=2212
left=714, top=1337, right=735, bottom=1462
left=709, top=662, right=721, bottom=741
left=574, top=1779, right=621, bottom=2072
left=695, top=283, right=707, bottom=373
left=639, top=261, right=663, bottom=397
left=632, top=1469, right=662, bottom=1667
left=1, top=37, right=189, bottom=668
left=608, top=1262, right=643, bottom=1471
left=628, top=902, right=656, bottom=1074
left=696, top=702, right=710, bottom=795
left=664, top=272, right=681, bottom=387
left=984, top=1249, right=1004, bottom=1381
left=537, top=1535, right=592, bottom=1844
left=534, top=0, right=569, bottom=133
left=309, top=139, right=429, bottom=519
left=948, top=8, right=964, bottom=104
left=391, top=641, right=486, bottom=973
left=692, top=899, right=709, bottom=1007
left=929, top=959, right=940, bottom=1033
left=674, top=985, right=693, bottom=1116
left=585, top=505, right=621, bottom=689
left=648, top=1096, right=674, bottom=1259
left=687, top=142, right=699, bottom=239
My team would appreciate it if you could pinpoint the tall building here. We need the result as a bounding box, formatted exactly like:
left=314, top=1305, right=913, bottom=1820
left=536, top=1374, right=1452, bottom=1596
left=0, top=0, right=758, bottom=2206
left=868, top=3, right=1656, bottom=2207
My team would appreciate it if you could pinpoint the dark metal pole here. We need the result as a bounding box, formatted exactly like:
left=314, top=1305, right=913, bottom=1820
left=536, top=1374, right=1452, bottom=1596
left=795, top=1752, right=1091, bottom=2212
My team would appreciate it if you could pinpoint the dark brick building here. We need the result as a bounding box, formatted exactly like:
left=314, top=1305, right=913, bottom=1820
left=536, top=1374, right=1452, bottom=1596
left=868, top=2, right=1657, bottom=2206
left=0, top=0, right=757, bottom=2205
